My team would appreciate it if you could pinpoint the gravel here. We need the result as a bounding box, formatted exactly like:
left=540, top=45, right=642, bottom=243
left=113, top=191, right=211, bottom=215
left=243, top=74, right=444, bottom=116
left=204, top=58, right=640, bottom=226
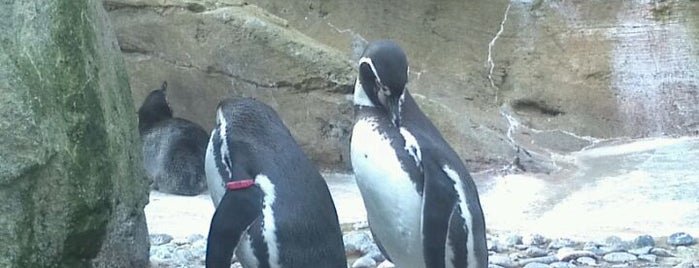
left=148, top=231, right=697, bottom=268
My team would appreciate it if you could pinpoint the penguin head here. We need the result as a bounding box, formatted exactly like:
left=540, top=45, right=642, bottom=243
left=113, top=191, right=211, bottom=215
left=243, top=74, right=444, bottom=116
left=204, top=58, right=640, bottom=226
left=357, top=40, right=408, bottom=127
left=138, top=81, right=173, bottom=133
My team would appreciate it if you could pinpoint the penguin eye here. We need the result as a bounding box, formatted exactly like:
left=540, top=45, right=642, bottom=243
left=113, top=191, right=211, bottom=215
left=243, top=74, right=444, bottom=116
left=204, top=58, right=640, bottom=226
left=375, top=79, right=390, bottom=96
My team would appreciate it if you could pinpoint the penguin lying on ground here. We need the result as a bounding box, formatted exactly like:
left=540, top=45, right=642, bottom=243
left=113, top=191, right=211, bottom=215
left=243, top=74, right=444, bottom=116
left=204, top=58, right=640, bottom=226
left=204, top=97, right=347, bottom=268
left=138, top=81, right=209, bottom=196
left=350, top=40, right=488, bottom=268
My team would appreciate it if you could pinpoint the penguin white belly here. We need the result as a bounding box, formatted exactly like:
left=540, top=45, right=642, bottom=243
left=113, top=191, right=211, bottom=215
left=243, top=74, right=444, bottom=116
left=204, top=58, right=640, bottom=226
left=235, top=233, right=259, bottom=268
left=205, top=133, right=226, bottom=207
left=351, top=118, right=425, bottom=268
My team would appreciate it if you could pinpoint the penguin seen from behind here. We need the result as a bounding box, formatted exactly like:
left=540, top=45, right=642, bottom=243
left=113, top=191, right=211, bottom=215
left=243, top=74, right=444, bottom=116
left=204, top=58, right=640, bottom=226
left=204, top=97, right=347, bottom=268
left=138, top=81, right=209, bottom=196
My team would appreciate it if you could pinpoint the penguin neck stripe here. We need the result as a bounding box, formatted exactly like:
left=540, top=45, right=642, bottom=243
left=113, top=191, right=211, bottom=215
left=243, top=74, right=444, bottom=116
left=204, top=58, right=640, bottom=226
left=226, top=179, right=255, bottom=190
left=359, top=57, right=381, bottom=84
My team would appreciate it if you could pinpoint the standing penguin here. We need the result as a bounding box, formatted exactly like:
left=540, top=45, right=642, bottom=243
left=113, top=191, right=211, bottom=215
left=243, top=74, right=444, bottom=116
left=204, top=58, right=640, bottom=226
left=138, top=81, right=209, bottom=196
left=350, top=40, right=488, bottom=268
left=204, top=97, right=347, bottom=268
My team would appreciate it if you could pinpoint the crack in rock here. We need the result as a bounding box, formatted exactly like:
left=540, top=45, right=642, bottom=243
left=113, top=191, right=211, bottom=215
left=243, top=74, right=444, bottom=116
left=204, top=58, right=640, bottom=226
left=486, top=3, right=512, bottom=104
left=121, top=47, right=349, bottom=92
left=103, top=0, right=244, bottom=13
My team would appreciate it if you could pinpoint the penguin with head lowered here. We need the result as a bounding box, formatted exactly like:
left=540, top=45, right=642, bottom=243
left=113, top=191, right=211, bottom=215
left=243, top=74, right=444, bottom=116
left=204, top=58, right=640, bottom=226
left=204, top=97, right=347, bottom=268
left=138, top=81, right=209, bottom=196
left=350, top=40, right=488, bottom=268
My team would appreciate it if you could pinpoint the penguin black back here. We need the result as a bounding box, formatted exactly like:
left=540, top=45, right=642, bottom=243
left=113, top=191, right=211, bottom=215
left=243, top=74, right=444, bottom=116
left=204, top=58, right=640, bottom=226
left=138, top=81, right=172, bottom=134
left=206, top=97, right=347, bottom=268
left=138, top=81, right=209, bottom=196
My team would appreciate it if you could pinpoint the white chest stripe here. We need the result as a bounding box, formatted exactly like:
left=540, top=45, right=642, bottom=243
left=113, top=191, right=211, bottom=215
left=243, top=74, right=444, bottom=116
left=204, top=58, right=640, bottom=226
left=399, top=127, right=421, bottom=167
left=255, top=174, right=281, bottom=268
left=353, top=78, right=374, bottom=107
left=217, top=109, right=232, bottom=182
left=442, top=165, right=477, bottom=268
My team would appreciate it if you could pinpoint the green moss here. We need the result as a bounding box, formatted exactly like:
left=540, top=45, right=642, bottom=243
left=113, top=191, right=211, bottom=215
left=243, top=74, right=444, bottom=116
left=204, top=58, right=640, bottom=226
left=3, top=0, right=147, bottom=266
left=52, top=1, right=114, bottom=265
left=7, top=1, right=114, bottom=266
left=650, top=2, right=673, bottom=20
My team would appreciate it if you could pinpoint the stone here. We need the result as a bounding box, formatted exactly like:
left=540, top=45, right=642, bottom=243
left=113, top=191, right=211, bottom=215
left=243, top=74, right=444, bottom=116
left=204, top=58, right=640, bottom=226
left=172, top=238, right=191, bottom=246
left=518, top=256, right=559, bottom=266
left=668, top=232, right=696, bottom=246
left=582, top=243, right=606, bottom=256
left=637, top=254, right=657, bottom=262
left=505, top=234, right=524, bottom=247
left=628, top=246, right=652, bottom=255
left=150, top=233, right=174, bottom=246
left=0, top=0, right=149, bottom=267
left=150, top=243, right=176, bottom=261
left=673, top=261, right=695, bottom=268
left=575, top=257, right=596, bottom=265
left=488, top=240, right=507, bottom=253
left=186, top=234, right=206, bottom=243
left=365, top=245, right=386, bottom=263
left=651, top=247, right=676, bottom=257
left=515, top=244, right=530, bottom=250
left=190, top=239, right=207, bottom=262
left=525, top=234, right=550, bottom=246
left=556, top=249, right=596, bottom=262
left=611, top=264, right=630, bottom=268
left=549, top=238, right=577, bottom=250
left=633, top=235, right=656, bottom=248
left=376, top=260, right=395, bottom=268
left=172, top=247, right=197, bottom=264
left=523, top=262, right=551, bottom=268
left=490, top=254, right=518, bottom=268
left=601, top=236, right=630, bottom=252
left=509, top=252, right=525, bottom=260
left=526, top=246, right=550, bottom=258
left=139, top=82, right=209, bottom=196
left=603, top=252, right=638, bottom=263
left=352, top=255, right=377, bottom=268
left=549, top=262, right=577, bottom=268
left=599, top=245, right=627, bottom=255
left=343, top=231, right=374, bottom=255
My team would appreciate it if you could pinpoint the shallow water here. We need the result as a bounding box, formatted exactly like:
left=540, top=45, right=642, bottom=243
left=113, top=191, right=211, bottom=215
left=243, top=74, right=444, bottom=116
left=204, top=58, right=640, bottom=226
left=325, top=136, right=699, bottom=241
left=476, top=136, right=699, bottom=240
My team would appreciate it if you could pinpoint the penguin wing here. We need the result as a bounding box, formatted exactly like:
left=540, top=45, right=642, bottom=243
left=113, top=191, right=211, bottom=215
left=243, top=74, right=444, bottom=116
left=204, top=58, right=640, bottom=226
left=206, top=186, right=263, bottom=268
left=421, top=157, right=458, bottom=268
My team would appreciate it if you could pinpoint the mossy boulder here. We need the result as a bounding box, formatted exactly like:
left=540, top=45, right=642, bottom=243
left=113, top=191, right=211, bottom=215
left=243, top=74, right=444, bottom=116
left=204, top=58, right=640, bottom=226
left=0, top=1, right=149, bottom=267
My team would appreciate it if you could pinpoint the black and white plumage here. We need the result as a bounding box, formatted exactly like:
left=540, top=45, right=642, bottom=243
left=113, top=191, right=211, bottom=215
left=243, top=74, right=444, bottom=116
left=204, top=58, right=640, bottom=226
left=138, top=81, right=209, bottom=196
left=350, top=40, right=488, bottom=268
left=204, top=97, right=347, bottom=268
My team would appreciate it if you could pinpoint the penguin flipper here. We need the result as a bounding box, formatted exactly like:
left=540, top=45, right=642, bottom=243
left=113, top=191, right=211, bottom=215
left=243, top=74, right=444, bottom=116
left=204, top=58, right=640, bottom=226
left=421, top=159, right=457, bottom=268
left=206, top=187, right=263, bottom=268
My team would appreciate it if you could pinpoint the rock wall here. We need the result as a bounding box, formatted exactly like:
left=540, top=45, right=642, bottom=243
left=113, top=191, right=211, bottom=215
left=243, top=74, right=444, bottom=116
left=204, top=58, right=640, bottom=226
left=107, top=0, right=699, bottom=173
left=106, top=0, right=357, bottom=170
left=0, top=1, right=149, bottom=267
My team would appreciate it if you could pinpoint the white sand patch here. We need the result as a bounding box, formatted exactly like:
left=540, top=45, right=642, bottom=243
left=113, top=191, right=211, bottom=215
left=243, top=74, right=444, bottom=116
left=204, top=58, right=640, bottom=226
left=145, top=190, right=215, bottom=239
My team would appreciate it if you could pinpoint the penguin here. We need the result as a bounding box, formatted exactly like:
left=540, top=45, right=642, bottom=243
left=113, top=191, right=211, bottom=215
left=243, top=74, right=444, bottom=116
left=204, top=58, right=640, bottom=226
left=349, top=40, right=488, bottom=268
left=138, top=81, right=209, bottom=196
left=204, top=97, right=347, bottom=268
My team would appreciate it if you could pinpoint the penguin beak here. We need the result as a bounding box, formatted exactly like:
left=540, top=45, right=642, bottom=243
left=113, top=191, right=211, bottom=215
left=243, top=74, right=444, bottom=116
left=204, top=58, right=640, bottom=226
left=386, top=94, right=401, bottom=128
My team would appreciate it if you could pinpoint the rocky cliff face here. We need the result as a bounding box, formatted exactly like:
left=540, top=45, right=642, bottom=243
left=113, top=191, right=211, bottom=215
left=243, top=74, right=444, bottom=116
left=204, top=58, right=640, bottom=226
left=107, top=0, right=699, bottom=173
left=105, top=0, right=357, bottom=170
left=0, top=1, right=149, bottom=267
